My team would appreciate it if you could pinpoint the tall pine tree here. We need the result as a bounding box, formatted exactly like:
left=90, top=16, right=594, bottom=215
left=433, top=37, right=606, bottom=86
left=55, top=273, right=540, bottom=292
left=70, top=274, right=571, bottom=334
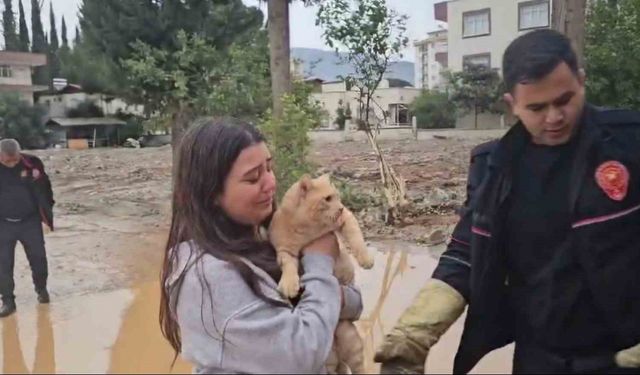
left=3, top=0, right=19, bottom=50
left=18, top=0, right=30, bottom=51
left=74, top=26, right=80, bottom=45
left=48, top=2, right=58, bottom=50
left=31, top=0, right=48, bottom=85
left=48, top=2, right=60, bottom=85
left=61, top=16, right=68, bottom=48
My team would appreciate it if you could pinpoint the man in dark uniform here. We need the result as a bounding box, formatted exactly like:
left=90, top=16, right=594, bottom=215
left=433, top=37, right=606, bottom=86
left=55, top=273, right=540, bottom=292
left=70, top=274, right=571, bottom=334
left=374, top=29, right=640, bottom=373
left=0, top=138, right=54, bottom=318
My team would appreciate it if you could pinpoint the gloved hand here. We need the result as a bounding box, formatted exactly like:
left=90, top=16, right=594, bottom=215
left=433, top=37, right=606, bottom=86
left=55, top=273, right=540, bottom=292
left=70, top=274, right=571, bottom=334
left=616, top=342, right=640, bottom=368
left=374, top=279, right=466, bottom=374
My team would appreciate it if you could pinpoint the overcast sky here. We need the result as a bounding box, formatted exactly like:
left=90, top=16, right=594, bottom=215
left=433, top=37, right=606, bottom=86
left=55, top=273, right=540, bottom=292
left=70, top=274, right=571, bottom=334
left=16, top=0, right=442, bottom=62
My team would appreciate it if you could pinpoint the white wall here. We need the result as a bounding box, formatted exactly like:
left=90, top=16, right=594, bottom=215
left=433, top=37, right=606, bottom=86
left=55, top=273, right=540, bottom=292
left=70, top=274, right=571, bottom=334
left=427, top=38, right=448, bottom=90
left=0, top=65, right=32, bottom=86
left=38, top=93, right=145, bottom=118
left=448, top=0, right=550, bottom=72
left=414, top=31, right=448, bottom=91
left=312, top=84, right=421, bottom=128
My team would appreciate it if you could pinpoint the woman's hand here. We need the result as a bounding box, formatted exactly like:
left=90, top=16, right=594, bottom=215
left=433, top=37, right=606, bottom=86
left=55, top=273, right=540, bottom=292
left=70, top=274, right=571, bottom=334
left=302, top=233, right=339, bottom=260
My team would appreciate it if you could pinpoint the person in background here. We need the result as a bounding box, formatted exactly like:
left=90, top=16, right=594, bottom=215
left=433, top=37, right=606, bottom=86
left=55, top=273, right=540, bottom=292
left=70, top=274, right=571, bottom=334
left=0, top=138, right=54, bottom=318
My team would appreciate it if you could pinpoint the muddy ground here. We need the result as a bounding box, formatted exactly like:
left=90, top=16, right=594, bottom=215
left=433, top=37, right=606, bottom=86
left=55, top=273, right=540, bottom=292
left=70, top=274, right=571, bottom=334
left=2, top=130, right=514, bottom=374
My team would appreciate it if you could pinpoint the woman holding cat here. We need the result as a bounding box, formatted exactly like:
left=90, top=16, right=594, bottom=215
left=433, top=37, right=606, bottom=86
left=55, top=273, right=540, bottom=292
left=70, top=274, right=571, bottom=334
left=159, top=118, right=363, bottom=374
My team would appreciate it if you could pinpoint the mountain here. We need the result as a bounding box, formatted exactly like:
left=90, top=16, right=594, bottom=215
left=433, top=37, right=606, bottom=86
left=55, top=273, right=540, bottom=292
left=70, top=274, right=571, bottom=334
left=291, top=48, right=415, bottom=86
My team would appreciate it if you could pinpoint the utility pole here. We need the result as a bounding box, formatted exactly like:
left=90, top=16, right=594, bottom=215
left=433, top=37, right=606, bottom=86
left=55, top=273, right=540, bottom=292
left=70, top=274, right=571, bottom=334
left=552, top=0, right=587, bottom=68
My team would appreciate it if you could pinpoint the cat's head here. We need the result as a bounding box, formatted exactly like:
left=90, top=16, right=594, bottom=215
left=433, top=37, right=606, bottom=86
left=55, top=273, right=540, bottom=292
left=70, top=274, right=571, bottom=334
left=295, top=174, right=344, bottom=228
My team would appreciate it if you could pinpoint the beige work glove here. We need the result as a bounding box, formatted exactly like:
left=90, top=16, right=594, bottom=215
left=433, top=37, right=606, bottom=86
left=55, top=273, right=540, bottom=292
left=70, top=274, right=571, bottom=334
left=374, top=279, right=466, bottom=374
left=616, top=342, right=640, bottom=368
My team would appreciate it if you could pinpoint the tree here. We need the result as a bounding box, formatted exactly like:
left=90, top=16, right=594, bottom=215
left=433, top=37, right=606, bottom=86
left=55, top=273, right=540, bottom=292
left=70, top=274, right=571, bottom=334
left=77, top=0, right=265, bottom=141
left=61, top=16, right=68, bottom=48
left=48, top=2, right=58, bottom=51
left=585, top=0, right=640, bottom=110
left=74, top=26, right=80, bottom=46
left=0, top=93, right=47, bottom=149
left=552, top=0, right=587, bottom=67
left=317, top=0, right=410, bottom=224
left=121, top=30, right=272, bottom=150
left=31, top=0, right=48, bottom=86
left=410, top=90, right=456, bottom=129
left=48, top=2, right=60, bottom=85
left=267, top=0, right=291, bottom=118
left=79, top=0, right=263, bottom=64
left=3, top=0, right=19, bottom=50
left=18, top=0, right=29, bottom=52
left=58, top=42, right=124, bottom=94
left=446, top=64, right=504, bottom=129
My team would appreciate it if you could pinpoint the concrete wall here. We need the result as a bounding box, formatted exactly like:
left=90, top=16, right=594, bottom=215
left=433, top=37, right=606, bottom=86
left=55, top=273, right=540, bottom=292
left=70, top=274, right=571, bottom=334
left=448, top=0, right=551, bottom=72
left=38, top=93, right=145, bottom=118
left=310, top=127, right=507, bottom=143
left=312, top=85, right=422, bottom=128
left=0, top=65, right=32, bottom=86
left=415, top=31, right=448, bottom=90
left=455, top=111, right=518, bottom=130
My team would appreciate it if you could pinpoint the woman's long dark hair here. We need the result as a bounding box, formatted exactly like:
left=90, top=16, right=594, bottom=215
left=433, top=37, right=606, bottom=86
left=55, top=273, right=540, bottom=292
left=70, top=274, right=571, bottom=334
left=159, top=117, right=284, bottom=358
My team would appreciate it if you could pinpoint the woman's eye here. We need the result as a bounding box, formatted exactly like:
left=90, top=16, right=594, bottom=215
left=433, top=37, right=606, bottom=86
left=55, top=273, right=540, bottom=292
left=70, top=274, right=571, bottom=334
left=246, top=173, right=260, bottom=184
left=325, top=196, right=332, bottom=202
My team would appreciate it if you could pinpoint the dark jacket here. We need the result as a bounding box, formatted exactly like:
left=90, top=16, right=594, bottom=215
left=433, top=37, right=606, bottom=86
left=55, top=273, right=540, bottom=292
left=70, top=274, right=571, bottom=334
left=432, top=105, right=640, bottom=373
left=20, top=153, right=55, bottom=230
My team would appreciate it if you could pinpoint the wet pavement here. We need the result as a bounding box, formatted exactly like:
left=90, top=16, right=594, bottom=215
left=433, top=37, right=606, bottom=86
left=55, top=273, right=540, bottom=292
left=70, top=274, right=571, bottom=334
left=1, top=241, right=513, bottom=374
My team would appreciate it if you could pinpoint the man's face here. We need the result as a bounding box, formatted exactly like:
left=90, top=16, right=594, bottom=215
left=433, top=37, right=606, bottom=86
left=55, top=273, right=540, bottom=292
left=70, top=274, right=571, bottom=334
left=505, top=62, right=586, bottom=146
left=0, top=152, right=21, bottom=168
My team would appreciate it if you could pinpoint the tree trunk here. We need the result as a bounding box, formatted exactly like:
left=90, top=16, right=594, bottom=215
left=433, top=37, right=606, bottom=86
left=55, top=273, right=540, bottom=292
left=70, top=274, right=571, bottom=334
left=268, top=0, right=291, bottom=118
left=474, top=103, right=478, bottom=130
left=552, top=0, right=587, bottom=68
left=171, top=102, right=193, bottom=157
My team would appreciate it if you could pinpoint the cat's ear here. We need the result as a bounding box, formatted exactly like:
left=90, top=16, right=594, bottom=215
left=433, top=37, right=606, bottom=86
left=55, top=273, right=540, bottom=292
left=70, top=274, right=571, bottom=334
left=299, top=174, right=313, bottom=198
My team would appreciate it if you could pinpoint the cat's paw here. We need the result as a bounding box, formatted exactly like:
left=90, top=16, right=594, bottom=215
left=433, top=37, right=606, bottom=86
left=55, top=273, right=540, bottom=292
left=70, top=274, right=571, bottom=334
left=278, top=274, right=301, bottom=299
left=357, top=253, right=375, bottom=269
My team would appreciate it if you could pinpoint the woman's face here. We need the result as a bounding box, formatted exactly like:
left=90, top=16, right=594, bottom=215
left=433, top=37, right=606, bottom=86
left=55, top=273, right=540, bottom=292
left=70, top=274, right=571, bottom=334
left=218, top=142, right=276, bottom=226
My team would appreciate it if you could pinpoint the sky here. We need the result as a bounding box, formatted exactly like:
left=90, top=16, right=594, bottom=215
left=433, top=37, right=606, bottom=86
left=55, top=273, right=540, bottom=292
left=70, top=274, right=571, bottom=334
left=16, top=0, right=442, bottom=62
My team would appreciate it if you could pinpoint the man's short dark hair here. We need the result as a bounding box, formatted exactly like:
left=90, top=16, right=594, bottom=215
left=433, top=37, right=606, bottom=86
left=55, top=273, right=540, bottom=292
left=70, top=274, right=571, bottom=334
left=503, top=29, right=579, bottom=93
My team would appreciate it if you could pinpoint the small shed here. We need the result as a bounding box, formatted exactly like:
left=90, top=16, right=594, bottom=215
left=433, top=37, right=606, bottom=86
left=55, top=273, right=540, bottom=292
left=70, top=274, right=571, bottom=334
left=46, top=117, right=127, bottom=148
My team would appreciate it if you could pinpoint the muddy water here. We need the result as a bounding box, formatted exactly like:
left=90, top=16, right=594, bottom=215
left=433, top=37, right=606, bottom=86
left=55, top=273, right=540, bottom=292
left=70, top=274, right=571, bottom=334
left=1, top=241, right=512, bottom=374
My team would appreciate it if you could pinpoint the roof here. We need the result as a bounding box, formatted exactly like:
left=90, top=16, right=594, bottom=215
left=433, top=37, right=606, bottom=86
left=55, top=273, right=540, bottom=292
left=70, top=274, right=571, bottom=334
left=0, top=51, right=47, bottom=67
left=47, top=117, right=127, bottom=127
left=38, top=84, right=85, bottom=96
left=304, top=77, right=325, bottom=83
left=387, top=78, right=414, bottom=88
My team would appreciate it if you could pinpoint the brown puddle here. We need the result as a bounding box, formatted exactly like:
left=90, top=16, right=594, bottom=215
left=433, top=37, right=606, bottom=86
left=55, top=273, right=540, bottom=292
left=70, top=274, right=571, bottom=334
left=1, top=242, right=512, bottom=374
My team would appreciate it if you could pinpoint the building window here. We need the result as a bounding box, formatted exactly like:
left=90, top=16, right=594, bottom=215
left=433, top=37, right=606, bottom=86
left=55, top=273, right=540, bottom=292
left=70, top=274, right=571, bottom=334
left=0, top=65, right=12, bottom=78
left=388, top=104, right=410, bottom=126
left=519, top=0, right=550, bottom=30
left=463, top=9, right=491, bottom=38
left=463, top=53, right=491, bottom=69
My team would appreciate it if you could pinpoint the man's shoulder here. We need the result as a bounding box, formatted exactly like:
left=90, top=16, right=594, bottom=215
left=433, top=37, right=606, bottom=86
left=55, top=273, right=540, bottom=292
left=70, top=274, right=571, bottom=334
left=593, top=106, right=640, bottom=127
left=470, top=140, right=499, bottom=161
left=21, top=153, right=44, bottom=165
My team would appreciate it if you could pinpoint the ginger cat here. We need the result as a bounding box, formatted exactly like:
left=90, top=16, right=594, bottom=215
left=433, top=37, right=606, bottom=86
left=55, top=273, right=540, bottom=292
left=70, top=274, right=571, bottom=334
left=269, top=174, right=374, bottom=374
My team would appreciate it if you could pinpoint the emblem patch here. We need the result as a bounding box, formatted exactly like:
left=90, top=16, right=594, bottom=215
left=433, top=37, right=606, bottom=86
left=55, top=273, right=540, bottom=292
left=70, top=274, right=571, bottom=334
left=595, top=161, right=629, bottom=201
